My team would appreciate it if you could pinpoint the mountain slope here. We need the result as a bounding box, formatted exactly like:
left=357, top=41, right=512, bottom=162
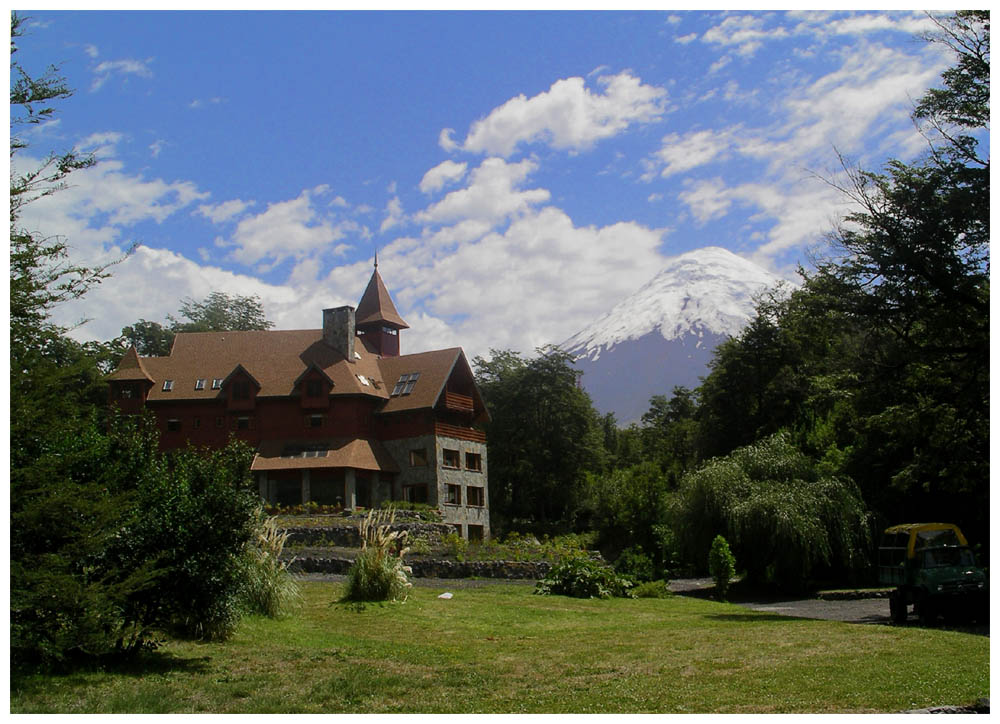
left=562, top=246, right=789, bottom=424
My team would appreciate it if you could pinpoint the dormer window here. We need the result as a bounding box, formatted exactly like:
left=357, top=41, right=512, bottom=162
left=195, top=378, right=206, bottom=390
left=162, top=380, right=174, bottom=392
left=392, top=372, right=420, bottom=396
left=233, top=381, right=251, bottom=400
left=306, top=380, right=323, bottom=397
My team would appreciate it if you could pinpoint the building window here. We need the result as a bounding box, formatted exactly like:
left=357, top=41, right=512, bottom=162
left=409, top=448, right=428, bottom=467
left=445, top=484, right=461, bottom=506
left=467, top=486, right=485, bottom=507
left=442, top=448, right=460, bottom=468
left=117, top=384, right=136, bottom=399
left=162, top=379, right=173, bottom=392
left=215, top=416, right=224, bottom=428
left=233, top=381, right=251, bottom=400
left=392, top=372, right=420, bottom=396
left=306, top=379, right=323, bottom=397
left=167, top=418, right=181, bottom=432
left=468, top=525, right=484, bottom=542
left=466, top=452, right=482, bottom=472
left=236, top=416, right=252, bottom=430
left=306, top=414, right=324, bottom=428
left=193, top=417, right=201, bottom=429
left=195, top=378, right=206, bottom=390
left=452, top=524, right=463, bottom=537
left=402, top=484, right=428, bottom=504
left=212, top=378, right=223, bottom=390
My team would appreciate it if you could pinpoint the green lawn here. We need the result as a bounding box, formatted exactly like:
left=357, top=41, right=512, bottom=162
left=11, top=581, right=989, bottom=713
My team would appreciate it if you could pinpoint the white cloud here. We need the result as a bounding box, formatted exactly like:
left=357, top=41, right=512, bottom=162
left=149, top=139, right=165, bottom=157
left=379, top=206, right=669, bottom=357
left=415, top=157, right=549, bottom=228
left=646, top=129, right=734, bottom=179
left=702, top=14, right=788, bottom=57
left=197, top=198, right=255, bottom=224
left=91, top=58, right=153, bottom=91
left=457, top=72, right=666, bottom=157
left=675, top=33, right=698, bottom=44
left=438, top=128, right=459, bottom=152
left=189, top=97, right=225, bottom=109
left=211, top=186, right=358, bottom=270
left=678, top=178, right=733, bottom=224
left=84, top=44, right=99, bottom=58
left=419, top=160, right=468, bottom=194
left=379, top=196, right=405, bottom=233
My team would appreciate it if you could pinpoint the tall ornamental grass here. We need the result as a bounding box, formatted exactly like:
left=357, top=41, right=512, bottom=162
left=342, top=507, right=412, bottom=602
left=240, top=509, right=301, bottom=618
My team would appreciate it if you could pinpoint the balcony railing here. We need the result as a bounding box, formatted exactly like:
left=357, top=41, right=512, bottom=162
left=443, top=391, right=475, bottom=413
left=435, top=422, right=486, bottom=443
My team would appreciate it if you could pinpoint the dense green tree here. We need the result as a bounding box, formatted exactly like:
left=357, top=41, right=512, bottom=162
left=474, top=346, right=605, bottom=533
left=120, top=319, right=176, bottom=356
left=639, top=386, right=699, bottom=484
left=168, top=291, right=273, bottom=333
left=675, top=432, right=871, bottom=591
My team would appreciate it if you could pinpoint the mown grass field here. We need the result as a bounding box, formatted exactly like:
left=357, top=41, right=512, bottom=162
left=11, top=580, right=989, bottom=714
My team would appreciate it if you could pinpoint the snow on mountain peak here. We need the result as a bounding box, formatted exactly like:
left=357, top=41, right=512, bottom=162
left=563, top=246, right=789, bottom=360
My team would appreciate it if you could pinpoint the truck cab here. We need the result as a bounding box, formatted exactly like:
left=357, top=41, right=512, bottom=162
left=878, top=523, right=987, bottom=625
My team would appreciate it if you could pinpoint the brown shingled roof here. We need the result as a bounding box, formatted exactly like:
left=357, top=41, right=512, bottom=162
left=105, top=346, right=154, bottom=383
left=356, top=267, right=409, bottom=329
left=251, top=438, right=400, bottom=473
left=137, top=329, right=390, bottom=402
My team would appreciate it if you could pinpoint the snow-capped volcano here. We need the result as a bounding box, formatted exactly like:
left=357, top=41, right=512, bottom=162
left=562, top=246, right=790, bottom=424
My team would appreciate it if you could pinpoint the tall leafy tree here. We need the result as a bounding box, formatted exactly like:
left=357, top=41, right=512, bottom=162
left=474, top=346, right=605, bottom=533
left=169, top=291, right=274, bottom=333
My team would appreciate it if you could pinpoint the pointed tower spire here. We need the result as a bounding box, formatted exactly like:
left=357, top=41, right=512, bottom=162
left=355, top=261, right=408, bottom=356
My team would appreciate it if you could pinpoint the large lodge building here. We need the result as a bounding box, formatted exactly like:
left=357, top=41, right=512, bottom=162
left=106, top=263, right=491, bottom=540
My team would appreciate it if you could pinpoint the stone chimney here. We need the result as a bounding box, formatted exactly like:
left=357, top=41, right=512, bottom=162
left=323, top=306, right=355, bottom=362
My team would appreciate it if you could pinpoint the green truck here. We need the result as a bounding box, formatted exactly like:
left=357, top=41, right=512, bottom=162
left=878, top=523, right=988, bottom=625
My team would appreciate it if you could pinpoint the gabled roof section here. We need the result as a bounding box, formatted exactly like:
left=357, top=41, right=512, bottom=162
left=222, top=363, right=262, bottom=390
left=356, top=266, right=409, bottom=329
left=106, top=346, right=154, bottom=384
left=292, top=361, right=335, bottom=389
left=376, top=348, right=489, bottom=422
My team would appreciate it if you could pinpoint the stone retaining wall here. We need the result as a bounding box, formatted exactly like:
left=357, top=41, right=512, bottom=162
left=284, top=521, right=455, bottom=548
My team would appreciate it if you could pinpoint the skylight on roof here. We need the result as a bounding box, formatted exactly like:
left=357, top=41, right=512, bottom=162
left=392, top=372, right=420, bottom=396
left=212, top=378, right=223, bottom=390
left=356, top=374, right=370, bottom=387
left=195, top=378, right=206, bottom=390
left=162, top=379, right=174, bottom=392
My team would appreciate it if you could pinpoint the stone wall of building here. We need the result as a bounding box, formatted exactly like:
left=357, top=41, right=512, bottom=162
left=435, top=435, right=490, bottom=540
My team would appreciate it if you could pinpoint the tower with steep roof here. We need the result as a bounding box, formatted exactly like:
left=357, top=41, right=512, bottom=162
left=355, top=256, right=409, bottom=357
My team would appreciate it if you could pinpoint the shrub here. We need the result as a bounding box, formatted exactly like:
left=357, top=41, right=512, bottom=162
left=534, top=555, right=634, bottom=599
left=441, top=532, right=468, bottom=561
left=239, top=509, right=301, bottom=618
left=614, top=546, right=655, bottom=582
left=632, top=580, right=674, bottom=599
left=708, top=535, right=736, bottom=601
left=341, top=508, right=412, bottom=603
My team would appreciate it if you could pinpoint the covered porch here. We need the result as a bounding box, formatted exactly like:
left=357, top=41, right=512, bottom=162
left=252, top=438, right=400, bottom=510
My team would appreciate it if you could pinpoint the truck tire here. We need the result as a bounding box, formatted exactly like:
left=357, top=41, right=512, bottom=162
left=889, top=591, right=907, bottom=623
left=917, top=595, right=937, bottom=626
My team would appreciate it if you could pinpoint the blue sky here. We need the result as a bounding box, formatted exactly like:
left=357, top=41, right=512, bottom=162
left=13, top=10, right=962, bottom=360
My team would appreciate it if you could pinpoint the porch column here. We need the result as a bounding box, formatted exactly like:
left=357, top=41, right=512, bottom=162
left=345, top=468, right=357, bottom=509
left=301, top=469, right=311, bottom=505
left=258, top=471, right=267, bottom=501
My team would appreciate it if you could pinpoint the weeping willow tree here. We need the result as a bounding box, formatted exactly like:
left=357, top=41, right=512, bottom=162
left=675, top=432, right=871, bottom=590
